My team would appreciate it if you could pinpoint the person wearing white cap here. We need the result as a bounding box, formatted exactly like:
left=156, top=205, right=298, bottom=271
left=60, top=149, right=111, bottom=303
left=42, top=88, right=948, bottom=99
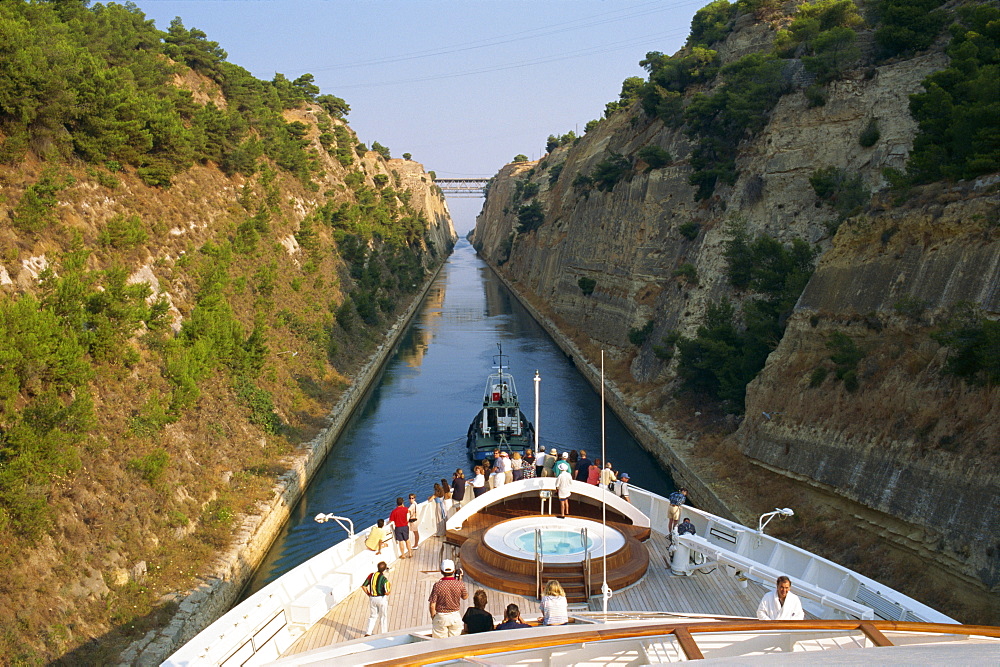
left=553, top=452, right=571, bottom=477
left=542, top=448, right=558, bottom=477
left=428, top=558, right=467, bottom=637
left=500, top=451, right=513, bottom=484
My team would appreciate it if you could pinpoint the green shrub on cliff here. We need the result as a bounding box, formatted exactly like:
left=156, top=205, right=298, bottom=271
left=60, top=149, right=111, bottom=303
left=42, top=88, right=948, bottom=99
left=684, top=53, right=787, bottom=200
left=0, top=1, right=349, bottom=186
left=638, top=48, right=720, bottom=126
left=809, top=166, right=869, bottom=230
left=516, top=200, right=545, bottom=232
left=873, top=0, right=949, bottom=60
left=677, top=226, right=816, bottom=412
left=907, top=4, right=1000, bottom=183
left=933, top=302, right=1000, bottom=386
left=591, top=152, right=633, bottom=191
left=688, top=0, right=737, bottom=48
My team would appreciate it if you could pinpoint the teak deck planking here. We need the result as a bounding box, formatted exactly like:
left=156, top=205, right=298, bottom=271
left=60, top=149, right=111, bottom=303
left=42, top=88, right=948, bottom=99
left=285, top=528, right=768, bottom=657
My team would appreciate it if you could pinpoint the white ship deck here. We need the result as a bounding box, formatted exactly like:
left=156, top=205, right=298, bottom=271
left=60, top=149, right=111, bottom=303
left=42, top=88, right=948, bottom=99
left=283, top=529, right=769, bottom=657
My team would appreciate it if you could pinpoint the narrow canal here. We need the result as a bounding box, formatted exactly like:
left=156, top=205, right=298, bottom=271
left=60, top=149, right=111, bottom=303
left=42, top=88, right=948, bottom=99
left=243, top=236, right=677, bottom=595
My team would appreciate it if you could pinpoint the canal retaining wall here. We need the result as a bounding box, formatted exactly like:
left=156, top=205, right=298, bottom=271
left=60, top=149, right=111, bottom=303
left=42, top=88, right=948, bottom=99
left=125, top=261, right=448, bottom=666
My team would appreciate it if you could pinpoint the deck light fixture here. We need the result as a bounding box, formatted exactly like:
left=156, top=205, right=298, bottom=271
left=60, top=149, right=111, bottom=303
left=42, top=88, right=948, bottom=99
left=757, top=508, right=794, bottom=534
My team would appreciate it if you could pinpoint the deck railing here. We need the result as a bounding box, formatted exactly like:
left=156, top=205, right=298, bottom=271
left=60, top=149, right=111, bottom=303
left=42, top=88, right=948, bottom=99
left=365, top=620, right=1000, bottom=666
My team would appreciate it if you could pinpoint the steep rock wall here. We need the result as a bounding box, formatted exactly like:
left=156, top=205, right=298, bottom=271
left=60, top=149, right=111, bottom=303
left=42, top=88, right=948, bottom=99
left=740, top=189, right=999, bottom=590
left=471, top=14, right=999, bottom=602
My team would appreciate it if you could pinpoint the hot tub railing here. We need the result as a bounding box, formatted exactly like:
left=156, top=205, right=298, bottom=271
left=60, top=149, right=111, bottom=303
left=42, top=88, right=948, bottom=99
left=535, top=528, right=543, bottom=599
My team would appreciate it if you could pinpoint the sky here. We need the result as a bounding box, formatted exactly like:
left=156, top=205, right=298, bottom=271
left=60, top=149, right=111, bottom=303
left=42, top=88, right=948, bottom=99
left=131, top=0, right=707, bottom=232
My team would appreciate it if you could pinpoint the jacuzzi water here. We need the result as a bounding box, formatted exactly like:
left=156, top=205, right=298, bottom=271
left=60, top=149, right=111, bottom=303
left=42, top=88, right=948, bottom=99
left=483, top=516, right=626, bottom=564
left=514, top=530, right=593, bottom=556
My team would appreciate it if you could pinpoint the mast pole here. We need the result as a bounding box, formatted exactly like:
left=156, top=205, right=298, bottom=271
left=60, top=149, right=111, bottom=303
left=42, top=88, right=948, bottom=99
left=533, top=370, right=540, bottom=453
left=601, top=349, right=609, bottom=616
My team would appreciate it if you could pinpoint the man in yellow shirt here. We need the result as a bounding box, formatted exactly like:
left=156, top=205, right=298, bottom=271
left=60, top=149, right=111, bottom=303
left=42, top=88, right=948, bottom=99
left=365, top=519, right=390, bottom=555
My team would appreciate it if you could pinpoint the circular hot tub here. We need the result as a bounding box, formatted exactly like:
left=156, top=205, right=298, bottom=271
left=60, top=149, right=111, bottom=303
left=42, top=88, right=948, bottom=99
left=482, top=516, right=626, bottom=564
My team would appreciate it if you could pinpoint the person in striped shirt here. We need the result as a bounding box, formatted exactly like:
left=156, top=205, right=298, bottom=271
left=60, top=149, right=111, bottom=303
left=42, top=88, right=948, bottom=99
left=362, top=561, right=391, bottom=636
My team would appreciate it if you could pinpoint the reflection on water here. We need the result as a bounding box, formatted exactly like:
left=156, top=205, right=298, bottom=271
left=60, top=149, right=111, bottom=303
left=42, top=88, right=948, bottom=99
left=242, top=238, right=676, bottom=596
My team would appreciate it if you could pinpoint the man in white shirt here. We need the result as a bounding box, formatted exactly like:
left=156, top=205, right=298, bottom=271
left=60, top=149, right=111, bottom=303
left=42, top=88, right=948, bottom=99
left=756, top=575, right=804, bottom=620
left=555, top=469, right=573, bottom=518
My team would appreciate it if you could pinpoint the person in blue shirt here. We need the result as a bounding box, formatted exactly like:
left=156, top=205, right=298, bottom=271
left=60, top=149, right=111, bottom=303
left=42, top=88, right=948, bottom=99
left=495, top=603, right=531, bottom=630
left=677, top=517, right=696, bottom=536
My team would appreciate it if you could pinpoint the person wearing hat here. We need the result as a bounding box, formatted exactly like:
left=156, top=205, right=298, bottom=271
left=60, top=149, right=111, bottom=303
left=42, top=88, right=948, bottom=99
left=556, top=466, right=573, bottom=517
left=542, top=448, right=558, bottom=477
left=553, top=452, right=572, bottom=477
left=500, top=450, right=513, bottom=484
left=615, top=473, right=631, bottom=503
left=428, top=558, right=467, bottom=637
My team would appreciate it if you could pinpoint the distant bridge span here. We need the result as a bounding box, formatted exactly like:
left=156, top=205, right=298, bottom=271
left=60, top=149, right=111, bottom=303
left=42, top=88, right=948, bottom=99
left=433, top=177, right=489, bottom=197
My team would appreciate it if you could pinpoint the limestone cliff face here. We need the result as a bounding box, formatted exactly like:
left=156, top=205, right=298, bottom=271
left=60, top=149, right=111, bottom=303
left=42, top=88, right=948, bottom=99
left=471, top=11, right=999, bottom=596
left=741, top=188, right=999, bottom=589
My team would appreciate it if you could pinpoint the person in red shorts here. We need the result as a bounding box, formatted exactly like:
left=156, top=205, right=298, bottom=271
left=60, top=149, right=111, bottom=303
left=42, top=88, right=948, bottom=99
left=389, top=496, right=412, bottom=559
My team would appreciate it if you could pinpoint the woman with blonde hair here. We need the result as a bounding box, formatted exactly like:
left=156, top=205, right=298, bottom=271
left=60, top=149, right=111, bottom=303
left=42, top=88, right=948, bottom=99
left=540, top=580, right=568, bottom=625
left=511, top=451, right=524, bottom=481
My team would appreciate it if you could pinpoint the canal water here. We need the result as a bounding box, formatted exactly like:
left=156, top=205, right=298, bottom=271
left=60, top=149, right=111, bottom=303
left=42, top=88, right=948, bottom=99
left=242, top=237, right=676, bottom=595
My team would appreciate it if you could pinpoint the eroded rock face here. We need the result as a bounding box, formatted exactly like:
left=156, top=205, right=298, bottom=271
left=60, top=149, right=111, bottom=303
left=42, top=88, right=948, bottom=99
left=740, top=191, right=1000, bottom=589
left=472, top=22, right=999, bottom=594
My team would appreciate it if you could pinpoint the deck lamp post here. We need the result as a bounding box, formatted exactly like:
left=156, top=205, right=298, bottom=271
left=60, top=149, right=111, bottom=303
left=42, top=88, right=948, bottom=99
left=757, top=508, right=794, bottom=534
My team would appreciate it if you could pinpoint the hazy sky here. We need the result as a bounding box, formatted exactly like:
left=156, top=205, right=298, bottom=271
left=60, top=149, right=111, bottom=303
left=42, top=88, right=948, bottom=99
left=131, top=0, right=705, bottom=232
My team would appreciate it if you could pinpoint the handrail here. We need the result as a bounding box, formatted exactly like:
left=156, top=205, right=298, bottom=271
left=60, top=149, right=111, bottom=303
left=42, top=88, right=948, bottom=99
left=313, top=513, right=354, bottom=538
left=367, top=620, right=1000, bottom=666
left=583, top=527, right=591, bottom=599
left=535, top=528, right=542, bottom=599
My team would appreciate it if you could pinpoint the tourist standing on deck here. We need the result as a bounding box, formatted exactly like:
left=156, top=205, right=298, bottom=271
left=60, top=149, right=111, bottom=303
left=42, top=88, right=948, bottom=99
left=600, top=462, right=617, bottom=489
left=487, top=449, right=500, bottom=486
left=575, top=450, right=592, bottom=482
left=587, top=458, right=602, bottom=485
left=430, top=483, right=447, bottom=534
left=534, top=448, right=547, bottom=477
left=490, top=462, right=506, bottom=489
left=677, top=517, right=696, bottom=535
left=540, top=580, right=568, bottom=625
left=757, top=576, right=804, bottom=620
left=428, top=559, right=468, bottom=637
left=511, top=451, right=524, bottom=481
left=407, top=493, right=420, bottom=550
left=615, top=473, right=631, bottom=503
left=462, top=589, right=494, bottom=633
left=389, top=497, right=412, bottom=559
left=451, top=469, right=466, bottom=508
left=523, top=449, right=536, bottom=478
left=471, top=465, right=487, bottom=497
left=440, top=478, right=453, bottom=516
left=568, top=449, right=579, bottom=475
left=556, top=468, right=573, bottom=517
left=500, top=451, right=513, bottom=484
left=554, top=452, right=572, bottom=477
left=668, top=488, right=688, bottom=533
left=362, top=561, right=391, bottom=636
left=543, top=448, right=558, bottom=477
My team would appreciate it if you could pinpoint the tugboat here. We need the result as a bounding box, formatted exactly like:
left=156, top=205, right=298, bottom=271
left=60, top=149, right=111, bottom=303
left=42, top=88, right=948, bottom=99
left=466, top=344, right=535, bottom=462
